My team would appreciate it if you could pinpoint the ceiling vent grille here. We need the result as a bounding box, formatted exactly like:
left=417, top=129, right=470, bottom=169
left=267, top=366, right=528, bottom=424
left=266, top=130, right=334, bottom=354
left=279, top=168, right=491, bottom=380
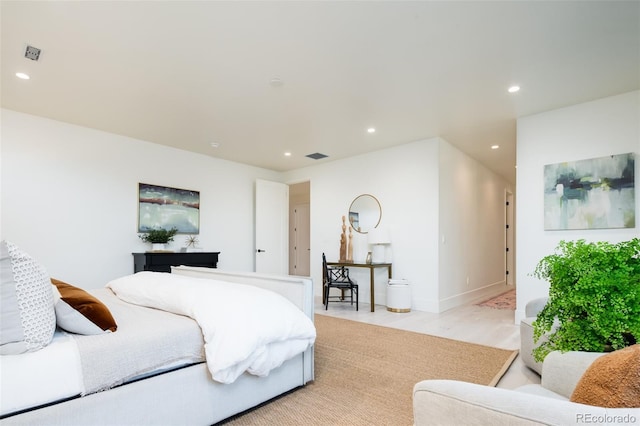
left=25, top=45, right=41, bottom=61
left=306, top=152, right=328, bottom=160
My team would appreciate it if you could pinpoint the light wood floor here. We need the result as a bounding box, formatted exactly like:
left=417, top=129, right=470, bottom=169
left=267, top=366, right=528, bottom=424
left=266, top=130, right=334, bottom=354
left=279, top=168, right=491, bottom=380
left=315, top=297, right=541, bottom=389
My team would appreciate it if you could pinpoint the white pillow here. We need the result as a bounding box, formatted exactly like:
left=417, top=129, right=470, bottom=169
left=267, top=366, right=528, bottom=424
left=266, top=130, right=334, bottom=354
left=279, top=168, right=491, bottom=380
left=51, top=278, right=117, bottom=335
left=0, top=241, right=56, bottom=354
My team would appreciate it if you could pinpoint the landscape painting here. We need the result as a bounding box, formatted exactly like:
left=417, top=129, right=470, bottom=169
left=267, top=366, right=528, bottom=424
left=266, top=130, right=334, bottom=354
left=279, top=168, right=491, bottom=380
left=544, top=153, right=635, bottom=230
left=138, top=183, right=200, bottom=233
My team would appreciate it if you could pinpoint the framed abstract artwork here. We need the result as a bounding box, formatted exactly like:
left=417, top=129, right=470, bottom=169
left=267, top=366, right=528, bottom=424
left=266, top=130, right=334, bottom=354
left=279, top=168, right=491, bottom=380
left=138, top=183, right=200, bottom=233
left=544, top=153, right=635, bottom=230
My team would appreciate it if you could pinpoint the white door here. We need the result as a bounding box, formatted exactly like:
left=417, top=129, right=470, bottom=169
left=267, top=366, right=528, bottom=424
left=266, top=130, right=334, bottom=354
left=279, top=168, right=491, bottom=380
left=255, top=179, right=289, bottom=275
left=291, top=203, right=310, bottom=276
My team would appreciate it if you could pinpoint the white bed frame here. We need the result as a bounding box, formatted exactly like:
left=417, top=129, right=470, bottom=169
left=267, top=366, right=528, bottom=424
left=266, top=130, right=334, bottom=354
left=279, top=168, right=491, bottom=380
left=2, top=267, right=315, bottom=425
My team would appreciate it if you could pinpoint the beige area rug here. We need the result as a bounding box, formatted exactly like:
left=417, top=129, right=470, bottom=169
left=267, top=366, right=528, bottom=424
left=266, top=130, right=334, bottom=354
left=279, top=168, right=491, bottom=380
left=476, top=289, right=517, bottom=310
left=222, top=314, right=518, bottom=425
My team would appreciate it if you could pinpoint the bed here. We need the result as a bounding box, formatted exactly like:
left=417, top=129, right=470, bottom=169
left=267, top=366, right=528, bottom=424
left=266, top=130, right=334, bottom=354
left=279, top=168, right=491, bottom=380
left=0, top=259, right=315, bottom=426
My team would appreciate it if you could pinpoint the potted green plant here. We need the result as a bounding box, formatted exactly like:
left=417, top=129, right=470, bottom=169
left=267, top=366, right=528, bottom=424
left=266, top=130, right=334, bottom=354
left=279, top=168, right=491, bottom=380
left=531, top=238, right=640, bottom=362
left=138, top=227, right=178, bottom=251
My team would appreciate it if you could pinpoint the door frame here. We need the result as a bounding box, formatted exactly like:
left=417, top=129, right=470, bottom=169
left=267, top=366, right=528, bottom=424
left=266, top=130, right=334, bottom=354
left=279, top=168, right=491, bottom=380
left=287, top=180, right=311, bottom=277
left=505, top=190, right=515, bottom=286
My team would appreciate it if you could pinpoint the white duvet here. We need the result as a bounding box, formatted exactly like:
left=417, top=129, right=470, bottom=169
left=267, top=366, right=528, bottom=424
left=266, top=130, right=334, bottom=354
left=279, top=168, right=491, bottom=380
left=107, top=272, right=316, bottom=384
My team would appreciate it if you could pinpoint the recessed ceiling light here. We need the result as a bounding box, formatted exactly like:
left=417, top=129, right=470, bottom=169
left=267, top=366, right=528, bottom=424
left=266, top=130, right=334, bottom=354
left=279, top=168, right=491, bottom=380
left=210, top=142, right=220, bottom=148
left=16, top=72, right=30, bottom=80
left=270, top=78, right=283, bottom=87
left=508, top=85, right=520, bottom=93
left=284, top=152, right=292, bottom=157
left=491, top=145, right=500, bottom=150
left=367, top=128, right=376, bottom=133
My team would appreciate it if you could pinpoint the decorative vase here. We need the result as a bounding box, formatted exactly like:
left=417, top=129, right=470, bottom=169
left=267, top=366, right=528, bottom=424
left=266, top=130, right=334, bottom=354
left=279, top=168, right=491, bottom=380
left=151, top=243, right=166, bottom=252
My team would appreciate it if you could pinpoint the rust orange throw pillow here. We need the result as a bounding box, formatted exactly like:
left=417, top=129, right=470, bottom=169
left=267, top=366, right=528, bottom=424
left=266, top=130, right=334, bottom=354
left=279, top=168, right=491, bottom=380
left=51, top=278, right=117, bottom=335
left=570, top=344, right=640, bottom=408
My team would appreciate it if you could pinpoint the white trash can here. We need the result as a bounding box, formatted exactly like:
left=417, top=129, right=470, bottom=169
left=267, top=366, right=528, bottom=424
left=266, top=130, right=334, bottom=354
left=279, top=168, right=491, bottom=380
left=387, top=279, right=411, bottom=313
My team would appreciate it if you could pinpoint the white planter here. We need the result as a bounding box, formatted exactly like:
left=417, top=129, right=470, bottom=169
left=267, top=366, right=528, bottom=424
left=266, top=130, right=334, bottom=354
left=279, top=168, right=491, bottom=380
left=151, top=243, right=166, bottom=252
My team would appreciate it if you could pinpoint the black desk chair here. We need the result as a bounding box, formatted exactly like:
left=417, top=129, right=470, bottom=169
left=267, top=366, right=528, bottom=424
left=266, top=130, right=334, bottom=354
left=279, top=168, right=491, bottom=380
left=322, top=253, right=358, bottom=311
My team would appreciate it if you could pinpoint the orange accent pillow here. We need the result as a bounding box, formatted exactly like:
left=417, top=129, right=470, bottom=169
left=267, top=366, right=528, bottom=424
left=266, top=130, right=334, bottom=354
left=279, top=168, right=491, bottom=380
left=570, top=344, right=640, bottom=408
left=51, top=278, right=117, bottom=334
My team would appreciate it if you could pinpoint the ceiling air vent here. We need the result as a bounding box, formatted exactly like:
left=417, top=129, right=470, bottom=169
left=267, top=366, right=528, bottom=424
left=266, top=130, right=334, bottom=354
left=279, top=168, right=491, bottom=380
left=306, top=152, right=328, bottom=160
left=25, top=45, right=41, bottom=61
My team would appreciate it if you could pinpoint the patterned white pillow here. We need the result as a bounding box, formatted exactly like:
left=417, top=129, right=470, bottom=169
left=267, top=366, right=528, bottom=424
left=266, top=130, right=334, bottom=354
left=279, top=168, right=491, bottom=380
left=0, top=241, right=56, bottom=354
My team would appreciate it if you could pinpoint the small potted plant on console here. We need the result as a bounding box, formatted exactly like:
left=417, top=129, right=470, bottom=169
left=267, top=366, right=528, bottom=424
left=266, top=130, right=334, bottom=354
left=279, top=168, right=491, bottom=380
left=138, top=227, right=178, bottom=252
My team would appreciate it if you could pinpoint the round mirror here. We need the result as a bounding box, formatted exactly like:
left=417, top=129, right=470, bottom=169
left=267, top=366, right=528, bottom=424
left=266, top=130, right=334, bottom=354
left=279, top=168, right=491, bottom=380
left=348, top=194, right=381, bottom=234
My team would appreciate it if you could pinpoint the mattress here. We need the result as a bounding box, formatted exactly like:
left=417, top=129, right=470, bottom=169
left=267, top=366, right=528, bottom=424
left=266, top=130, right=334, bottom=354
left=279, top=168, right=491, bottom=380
left=0, top=331, right=82, bottom=416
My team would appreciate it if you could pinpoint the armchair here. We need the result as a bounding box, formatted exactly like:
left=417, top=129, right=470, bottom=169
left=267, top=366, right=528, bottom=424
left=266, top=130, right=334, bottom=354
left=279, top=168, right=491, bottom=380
left=413, top=351, right=637, bottom=425
left=520, top=296, right=549, bottom=374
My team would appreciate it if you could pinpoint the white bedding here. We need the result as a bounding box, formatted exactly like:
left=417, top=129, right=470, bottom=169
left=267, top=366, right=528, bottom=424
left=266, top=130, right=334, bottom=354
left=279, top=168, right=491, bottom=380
left=76, top=288, right=205, bottom=394
left=0, top=331, right=82, bottom=416
left=107, top=271, right=317, bottom=384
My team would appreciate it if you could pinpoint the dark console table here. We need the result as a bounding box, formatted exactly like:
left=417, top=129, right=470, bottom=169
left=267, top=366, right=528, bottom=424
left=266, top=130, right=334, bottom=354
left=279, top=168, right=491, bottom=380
left=132, top=252, right=220, bottom=273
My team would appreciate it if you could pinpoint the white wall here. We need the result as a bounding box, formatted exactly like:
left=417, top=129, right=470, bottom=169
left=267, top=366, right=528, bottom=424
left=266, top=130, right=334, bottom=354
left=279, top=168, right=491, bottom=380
left=1, top=109, right=516, bottom=313
left=438, top=141, right=514, bottom=311
left=284, top=137, right=512, bottom=312
left=0, top=109, right=281, bottom=288
left=283, top=139, right=440, bottom=311
left=515, top=91, right=640, bottom=322
left=5, top=91, right=635, bottom=314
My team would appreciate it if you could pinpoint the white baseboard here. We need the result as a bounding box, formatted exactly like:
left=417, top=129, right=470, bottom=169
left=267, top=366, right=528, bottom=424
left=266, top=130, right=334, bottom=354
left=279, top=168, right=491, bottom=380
left=411, top=297, right=440, bottom=313
left=438, top=280, right=510, bottom=312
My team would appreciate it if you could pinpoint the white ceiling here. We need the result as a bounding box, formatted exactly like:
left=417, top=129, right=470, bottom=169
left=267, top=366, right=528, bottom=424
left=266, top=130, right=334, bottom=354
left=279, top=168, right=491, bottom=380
left=2, top=1, right=639, bottom=184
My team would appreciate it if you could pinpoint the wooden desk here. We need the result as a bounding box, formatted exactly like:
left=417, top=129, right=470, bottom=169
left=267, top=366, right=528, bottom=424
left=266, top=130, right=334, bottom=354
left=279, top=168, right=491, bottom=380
left=326, top=261, right=392, bottom=312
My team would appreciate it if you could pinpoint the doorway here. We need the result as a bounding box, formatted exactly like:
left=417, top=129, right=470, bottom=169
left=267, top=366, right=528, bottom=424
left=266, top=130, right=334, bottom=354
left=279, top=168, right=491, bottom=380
left=289, top=181, right=311, bottom=276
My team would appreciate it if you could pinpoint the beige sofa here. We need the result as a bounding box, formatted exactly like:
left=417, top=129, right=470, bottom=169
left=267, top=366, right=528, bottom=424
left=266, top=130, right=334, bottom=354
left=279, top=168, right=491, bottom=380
left=413, top=350, right=639, bottom=425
